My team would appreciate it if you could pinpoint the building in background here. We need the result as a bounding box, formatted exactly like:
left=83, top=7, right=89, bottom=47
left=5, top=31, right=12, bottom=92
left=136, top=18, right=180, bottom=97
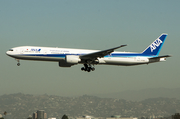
left=74, top=115, right=99, bottom=119
left=37, top=110, right=44, bottom=119
left=172, top=113, right=180, bottom=119
left=106, top=116, right=138, bottom=119
left=111, top=116, right=121, bottom=118
left=83, top=115, right=94, bottom=119
left=32, top=110, right=47, bottom=119
left=33, top=112, right=37, bottom=119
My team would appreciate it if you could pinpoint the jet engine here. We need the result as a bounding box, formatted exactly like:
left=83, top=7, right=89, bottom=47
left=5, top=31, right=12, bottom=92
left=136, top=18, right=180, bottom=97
left=66, top=55, right=80, bottom=64
left=59, top=55, right=80, bottom=67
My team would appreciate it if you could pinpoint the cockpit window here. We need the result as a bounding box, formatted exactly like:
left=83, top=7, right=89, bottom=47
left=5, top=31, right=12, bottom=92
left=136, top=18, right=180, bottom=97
left=9, top=49, right=13, bottom=51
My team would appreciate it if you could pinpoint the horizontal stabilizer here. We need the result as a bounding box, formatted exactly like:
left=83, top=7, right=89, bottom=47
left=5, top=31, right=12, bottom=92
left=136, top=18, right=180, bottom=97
left=149, top=55, right=172, bottom=59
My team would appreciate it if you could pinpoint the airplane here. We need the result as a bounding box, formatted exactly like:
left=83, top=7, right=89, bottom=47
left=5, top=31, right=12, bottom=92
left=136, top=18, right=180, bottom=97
left=6, top=33, right=171, bottom=72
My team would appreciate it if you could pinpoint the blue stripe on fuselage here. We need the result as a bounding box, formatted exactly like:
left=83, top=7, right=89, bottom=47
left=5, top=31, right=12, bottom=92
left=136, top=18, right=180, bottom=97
left=109, top=53, right=154, bottom=57
left=20, top=53, right=155, bottom=58
left=22, top=54, right=66, bottom=58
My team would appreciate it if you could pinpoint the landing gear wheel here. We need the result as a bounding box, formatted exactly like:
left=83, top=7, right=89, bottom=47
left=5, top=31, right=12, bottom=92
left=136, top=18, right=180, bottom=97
left=87, top=67, right=91, bottom=72
left=81, top=63, right=95, bottom=72
left=81, top=67, right=85, bottom=71
left=91, top=67, right=95, bottom=71
left=16, top=59, right=20, bottom=66
left=17, top=63, right=20, bottom=66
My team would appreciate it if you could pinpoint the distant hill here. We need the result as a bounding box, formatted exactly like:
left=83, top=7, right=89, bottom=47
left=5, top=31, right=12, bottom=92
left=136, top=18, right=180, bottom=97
left=0, top=93, right=180, bottom=119
left=92, top=88, right=180, bottom=101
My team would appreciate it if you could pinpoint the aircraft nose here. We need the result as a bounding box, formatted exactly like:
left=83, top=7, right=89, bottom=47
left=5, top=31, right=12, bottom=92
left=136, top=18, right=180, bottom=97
left=6, top=51, right=10, bottom=56
left=6, top=50, right=14, bottom=56
left=6, top=48, right=14, bottom=56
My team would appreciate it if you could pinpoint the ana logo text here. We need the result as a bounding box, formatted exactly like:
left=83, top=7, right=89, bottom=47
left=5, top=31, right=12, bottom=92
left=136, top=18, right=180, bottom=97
left=31, top=48, right=41, bottom=52
left=150, top=39, right=162, bottom=52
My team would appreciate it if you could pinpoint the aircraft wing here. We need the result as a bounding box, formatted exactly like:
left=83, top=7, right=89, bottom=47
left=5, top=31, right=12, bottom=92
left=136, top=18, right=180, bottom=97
left=149, top=55, right=172, bottom=59
left=80, top=45, right=127, bottom=60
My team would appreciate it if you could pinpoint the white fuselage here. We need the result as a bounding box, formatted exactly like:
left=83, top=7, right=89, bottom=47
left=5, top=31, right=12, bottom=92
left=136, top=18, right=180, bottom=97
left=6, top=46, right=166, bottom=66
left=6, top=33, right=170, bottom=72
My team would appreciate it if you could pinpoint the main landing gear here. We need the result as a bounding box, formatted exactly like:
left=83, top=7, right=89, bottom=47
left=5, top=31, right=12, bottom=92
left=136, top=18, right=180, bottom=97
left=81, top=64, right=95, bottom=72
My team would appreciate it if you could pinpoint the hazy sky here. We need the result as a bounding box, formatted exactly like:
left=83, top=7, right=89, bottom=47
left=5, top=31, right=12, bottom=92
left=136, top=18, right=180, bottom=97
left=0, top=0, right=179, bottom=96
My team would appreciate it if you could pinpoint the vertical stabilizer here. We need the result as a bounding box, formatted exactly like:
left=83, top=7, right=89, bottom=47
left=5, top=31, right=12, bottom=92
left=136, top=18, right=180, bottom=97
left=142, top=33, right=168, bottom=56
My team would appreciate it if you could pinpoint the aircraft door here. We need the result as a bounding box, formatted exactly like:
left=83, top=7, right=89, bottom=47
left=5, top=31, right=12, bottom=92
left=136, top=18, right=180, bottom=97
left=43, top=49, right=48, bottom=55
left=20, top=49, right=24, bottom=54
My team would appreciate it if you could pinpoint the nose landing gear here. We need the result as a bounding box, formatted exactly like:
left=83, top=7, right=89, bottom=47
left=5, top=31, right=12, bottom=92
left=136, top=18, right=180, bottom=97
left=17, top=63, right=20, bottom=66
left=16, top=59, right=20, bottom=66
left=81, top=64, right=95, bottom=72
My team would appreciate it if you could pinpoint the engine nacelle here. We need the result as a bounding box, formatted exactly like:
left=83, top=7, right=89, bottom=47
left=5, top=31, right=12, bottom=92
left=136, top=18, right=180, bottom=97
left=59, top=60, right=73, bottom=67
left=58, top=55, right=80, bottom=67
left=66, top=55, right=80, bottom=64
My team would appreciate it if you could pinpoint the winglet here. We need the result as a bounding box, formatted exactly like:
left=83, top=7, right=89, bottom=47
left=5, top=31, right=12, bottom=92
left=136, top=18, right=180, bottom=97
left=113, top=44, right=127, bottom=50
left=149, top=55, right=172, bottom=59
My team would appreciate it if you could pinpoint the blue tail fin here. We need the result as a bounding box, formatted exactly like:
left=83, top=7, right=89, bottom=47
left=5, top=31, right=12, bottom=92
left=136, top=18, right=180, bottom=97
left=142, top=33, right=168, bottom=56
